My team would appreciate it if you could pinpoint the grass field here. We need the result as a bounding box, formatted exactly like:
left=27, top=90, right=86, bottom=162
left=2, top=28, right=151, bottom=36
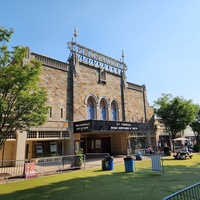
left=0, top=153, right=200, bottom=200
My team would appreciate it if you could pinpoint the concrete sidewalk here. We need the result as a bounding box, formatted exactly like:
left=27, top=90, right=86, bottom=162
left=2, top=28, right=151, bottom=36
left=84, top=155, right=125, bottom=170
left=0, top=154, right=165, bottom=184
left=0, top=155, right=125, bottom=184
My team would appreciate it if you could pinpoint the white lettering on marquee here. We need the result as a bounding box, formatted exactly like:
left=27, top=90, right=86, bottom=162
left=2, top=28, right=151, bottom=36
left=68, top=41, right=127, bottom=71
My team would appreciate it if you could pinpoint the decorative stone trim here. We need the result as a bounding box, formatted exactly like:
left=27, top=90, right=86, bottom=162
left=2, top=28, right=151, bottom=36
left=32, top=53, right=69, bottom=72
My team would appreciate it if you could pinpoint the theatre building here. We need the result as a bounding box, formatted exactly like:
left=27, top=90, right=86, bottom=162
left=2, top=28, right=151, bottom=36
left=0, top=34, right=155, bottom=161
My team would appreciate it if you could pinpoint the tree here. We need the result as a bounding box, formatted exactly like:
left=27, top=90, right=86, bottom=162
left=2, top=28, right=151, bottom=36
left=190, top=107, right=200, bottom=152
left=154, top=94, right=198, bottom=152
left=0, top=26, right=49, bottom=150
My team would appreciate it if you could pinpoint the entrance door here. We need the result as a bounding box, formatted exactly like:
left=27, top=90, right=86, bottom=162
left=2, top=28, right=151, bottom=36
left=87, top=137, right=111, bottom=154
left=80, top=138, right=86, bottom=154
left=102, top=137, right=111, bottom=154
left=25, top=144, right=29, bottom=159
left=87, top=138, right=102, bottom=153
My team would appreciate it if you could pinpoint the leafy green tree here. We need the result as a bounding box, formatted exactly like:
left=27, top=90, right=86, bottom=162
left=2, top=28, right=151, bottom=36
left=0, top=27, right=49, bottom=150
left=154, top=94, right=198, bottom=152
left=190, top=108, right=200, bottom=152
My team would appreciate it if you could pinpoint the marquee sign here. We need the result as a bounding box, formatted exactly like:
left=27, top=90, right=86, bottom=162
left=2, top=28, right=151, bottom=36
left=68, top=41, right=127, bottom=71
left=73, top=120, right=149, bottom=133
left=74, top=121, right=92, bottom=133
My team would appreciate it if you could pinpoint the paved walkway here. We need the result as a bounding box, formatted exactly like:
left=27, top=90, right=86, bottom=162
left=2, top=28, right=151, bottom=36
left=84, top=155, right=125, bottom=170
left=0, top=154, right=166, bottom=184
left=0, top=155, right=126, bottom=184
left=1, top=155, right=151, bottom=185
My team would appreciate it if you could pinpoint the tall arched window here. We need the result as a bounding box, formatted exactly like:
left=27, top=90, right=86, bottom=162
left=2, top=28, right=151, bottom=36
left=100, top=100, right=106, bottom=120
left=87, top=97, right=94, bottom=119
left=111, top=101, right=117, bottom=121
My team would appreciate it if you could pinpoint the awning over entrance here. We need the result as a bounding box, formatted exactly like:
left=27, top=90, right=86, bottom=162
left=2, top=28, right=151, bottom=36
left=73, top=120, right=150, bottom=133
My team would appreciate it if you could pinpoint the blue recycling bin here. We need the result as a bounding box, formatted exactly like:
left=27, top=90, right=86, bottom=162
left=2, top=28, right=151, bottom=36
left=102, top=156, right=114, bottom=170
left=124, top=157, right=134, bottom=172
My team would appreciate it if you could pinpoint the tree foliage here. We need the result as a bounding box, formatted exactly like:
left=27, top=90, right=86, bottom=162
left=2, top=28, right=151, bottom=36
left=0, top=27, right=49, bottom=149
left=190, top=108, right=200, bottom=151
left=154, top=94, right=198, bottom=150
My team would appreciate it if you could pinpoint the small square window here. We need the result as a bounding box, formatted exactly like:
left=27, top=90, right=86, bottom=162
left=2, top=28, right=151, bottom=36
left=49, top=107, right=52, bottom=118
left=61, top=108, right=63, bottom=119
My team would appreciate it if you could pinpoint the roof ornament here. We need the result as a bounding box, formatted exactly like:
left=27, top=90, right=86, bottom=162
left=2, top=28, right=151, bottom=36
left=122, top=50, right=124, bottom=63
left=74, top=27, right=78, bottom=44
left=67, top=28, right=128, bottom=72
left=73, top=27, right=78, bottom=77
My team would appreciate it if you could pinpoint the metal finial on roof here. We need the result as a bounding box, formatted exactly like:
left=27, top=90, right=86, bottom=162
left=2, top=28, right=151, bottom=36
left=74, top=27, right=78, bottom=38
left=122, top=50, right=124, bottom=63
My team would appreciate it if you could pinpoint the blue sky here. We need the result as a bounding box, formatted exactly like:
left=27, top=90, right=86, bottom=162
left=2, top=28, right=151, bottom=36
left=1, top=0, right=200, bottom=106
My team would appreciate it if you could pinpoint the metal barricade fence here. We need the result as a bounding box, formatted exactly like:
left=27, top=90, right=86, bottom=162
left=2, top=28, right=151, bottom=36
left=134, top=155, right=164, bottom=175
left=61, top=154, right=85, bottom=170
left=0, top=154, right=163, bottom=180
left=0, top=155, right=86, bottom=180
left=85, top=153, right=110, bottom=160
left=134, top=155, right=152, bottom=170
left=0, top=159, right=27, bottom=177
left=84, top=153, right=110, bottom=169
left=31, top=156, right=63, bottom=176
left=31, top=155, right=86, bottom=176
left=163, top=182, right=200, bottom=200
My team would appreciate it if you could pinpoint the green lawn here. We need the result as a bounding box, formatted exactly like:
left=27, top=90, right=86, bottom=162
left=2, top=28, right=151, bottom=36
left=0, top=154, right=200, bottom=200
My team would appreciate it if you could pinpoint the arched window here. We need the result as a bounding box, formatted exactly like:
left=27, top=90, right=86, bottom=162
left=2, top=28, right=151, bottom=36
left=100, top=99, right=106, bottom=120
left=87, top=97, right=94, bottom=119
left=111, top=101, right=117, bottom=121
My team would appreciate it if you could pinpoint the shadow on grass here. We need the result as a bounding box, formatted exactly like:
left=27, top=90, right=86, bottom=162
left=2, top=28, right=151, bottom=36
left=0, top=155, right=200, bottom=200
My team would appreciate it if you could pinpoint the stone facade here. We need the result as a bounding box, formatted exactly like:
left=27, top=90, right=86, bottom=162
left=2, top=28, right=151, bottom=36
left=69, top=50, right=155, bottom=154
left=0, top=43, right=155, bottom=161
left=73, top=61, right=123, bottom=122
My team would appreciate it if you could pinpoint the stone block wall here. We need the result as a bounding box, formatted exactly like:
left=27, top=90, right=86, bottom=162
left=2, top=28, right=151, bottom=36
left=125, top=83, right=154, bottom=123
left=40, top=66, right=69, bottom=123
left=73, top=61, right=123, bottom=122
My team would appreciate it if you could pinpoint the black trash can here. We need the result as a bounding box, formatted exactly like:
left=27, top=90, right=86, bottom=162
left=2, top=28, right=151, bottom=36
left=164, top=147, right=171, bottom=156
left=102, top=156, right=114, bottom=170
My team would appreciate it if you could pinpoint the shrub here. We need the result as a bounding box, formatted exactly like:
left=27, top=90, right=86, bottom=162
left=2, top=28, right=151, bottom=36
left=193, top=143, right=200, bottom=152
